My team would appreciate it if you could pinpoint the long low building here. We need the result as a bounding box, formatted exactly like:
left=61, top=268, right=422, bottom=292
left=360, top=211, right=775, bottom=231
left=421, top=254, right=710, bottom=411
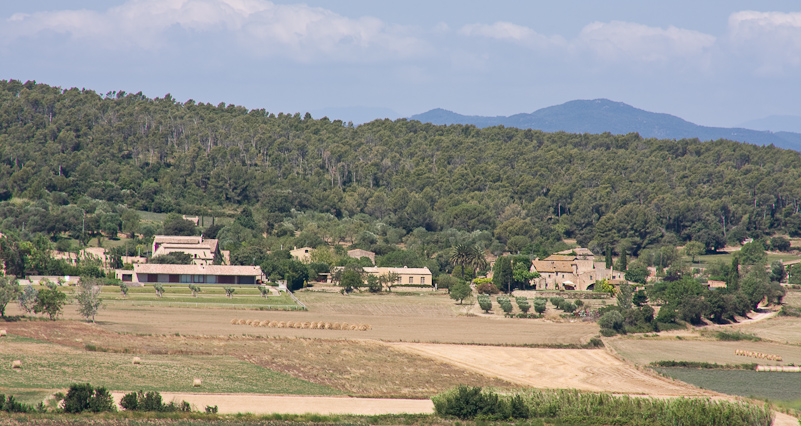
left=116, top=263, right=264, bottom=285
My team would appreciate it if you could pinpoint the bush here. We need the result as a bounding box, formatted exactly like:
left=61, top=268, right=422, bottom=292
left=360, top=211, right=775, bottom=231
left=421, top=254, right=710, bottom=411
left=656, top=305, right=677, bottom=323
left=477, top=295, right=493, bottom=313
left=0, top=395, right=33, bottom=413
left=476, top=281, right=499, bottom=295
left=120, top=390, right=192, bottom=412
left=63, top=383, right=115, bottom=413
left=561, top=301, right=576, bottom=313
left=432, top=386, right=527, bottom=420
left=534, top=300, right=546, bottom=314
left=598, top=311, right=624, bottom=332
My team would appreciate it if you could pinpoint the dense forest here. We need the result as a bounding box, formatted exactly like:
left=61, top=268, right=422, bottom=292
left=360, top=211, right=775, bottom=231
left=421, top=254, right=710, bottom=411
left=2, top=79, right=801, bottom=265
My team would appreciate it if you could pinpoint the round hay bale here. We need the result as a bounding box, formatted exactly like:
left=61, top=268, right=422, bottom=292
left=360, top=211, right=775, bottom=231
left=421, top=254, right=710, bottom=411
left=11, top=360, right=22, bottom=369
left=301, top=322, right=310, bottom=329
left=132, top=356, right=142, bottom=365
left=268, top=321, right=278, bottom=328
left=332, top=323, right=341, bottom=330
left=323, top=322, right=332, bottom=330
left=237, top=319, right=247, bottom=325
left=293, top=322, right=303, bottom=329
left=230, top=319, right=239, bottom=325
left=251, top=321, right=260, bottom=327
left=259, top=321, right=269, bottom=327
left=349, top=324, right=358, bottom=331
left=364, top=324, right=372, bottom=330
left=755, top=365, right=765, bottom=372
left=193, top=378, right=202, bottom=387
left=277, top=321, right=286, bottom=328
left=0, top=330, right=7, bottom=337
left=245, top=320, right=254, bottom=325
left=340, top=323, right=349, bottom=330
left=286, top=321, right=294, bottom=328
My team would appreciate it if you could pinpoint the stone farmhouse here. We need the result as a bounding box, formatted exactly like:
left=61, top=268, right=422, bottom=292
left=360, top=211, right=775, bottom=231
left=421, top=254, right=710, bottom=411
left=530, top=248, right=623, bottom=291
left=347, top=248, right=376, bottom=264
left=290, top=246, right=313, bottom=263
left=328, top=266, right=432, bottom=287
left=152, top=235, right=224, bottom=265
left=117, top=263, right=264, bottom=285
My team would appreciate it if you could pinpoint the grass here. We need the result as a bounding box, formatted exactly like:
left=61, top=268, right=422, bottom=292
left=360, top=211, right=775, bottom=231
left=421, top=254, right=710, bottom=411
left=655, top=367, right=801, bottom=401
left=650, top=360, right=758, bottom=370
left=0, top=336, right=340, bottom=396
left=715, top=330, right=762, bottom=341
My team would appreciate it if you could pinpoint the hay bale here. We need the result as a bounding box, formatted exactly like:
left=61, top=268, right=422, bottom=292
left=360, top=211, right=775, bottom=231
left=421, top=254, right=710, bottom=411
left=301, top=322, right=311, bottom=329
left=251, top=321, right=261, bottom=327
left=293, top=322, right=303, bottom=329
left=340, top=323, right=349, bottom=330
left=259, top=321, right=269, bottom=327
left=11, top=360, right=22, bottom=369
left=286, top=321, right=294, bottom=328
left=0, top=330, right=7, bottom=337
left=323, top=322, right=332, bottom=330
left=277, top=321, right=286, bottom=328
left=332, top=323, right=341, bottom=330
left=358, top=324, right=367, bottom=331
left=230, top=319, right=239, bottom=325
left=268, top=321, right=278, bottom=327
left=245, top=320, right=253, bottom=325
left=193, top=378, right=202, bottom=387
left=132, top=357, right=142, bottom=365
left=349, top=324, right=358, bottom=331
left=364, top=324, right=372, bottom=330
left=237, top=319, right=247, bottom=325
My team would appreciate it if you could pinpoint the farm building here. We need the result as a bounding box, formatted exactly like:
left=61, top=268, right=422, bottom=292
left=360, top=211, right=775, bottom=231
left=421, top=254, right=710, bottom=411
left=328, top=266, right=432, bottom=287
left=290, top=246, right=314, bottom=263
left=347, top=248, right=376, bottom=264
left=116, top=264, right=264, bottom=285
left=152, top=235, right=222, bottom=265
left=531, top=248, right=622, bottom=291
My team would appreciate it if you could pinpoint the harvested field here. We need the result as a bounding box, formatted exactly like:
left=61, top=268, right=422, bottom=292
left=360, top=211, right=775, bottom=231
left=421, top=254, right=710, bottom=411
left=391, top=342, right=711, bottom=396
left=0, top=321, right=514, bottom=398
left=608, top=338, right=801, bottom=367
left=4, top=300, right=597, bottom=346
left=737, top=315, right=801, bottom=345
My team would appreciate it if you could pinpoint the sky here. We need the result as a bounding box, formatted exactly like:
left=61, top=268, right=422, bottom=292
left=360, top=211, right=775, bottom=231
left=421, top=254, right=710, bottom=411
left=2, top=1, right=801, bottom=127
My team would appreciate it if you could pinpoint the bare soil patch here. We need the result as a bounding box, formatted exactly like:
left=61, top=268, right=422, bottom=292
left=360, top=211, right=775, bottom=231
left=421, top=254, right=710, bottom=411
left=392, top=342, right=710, bottom=396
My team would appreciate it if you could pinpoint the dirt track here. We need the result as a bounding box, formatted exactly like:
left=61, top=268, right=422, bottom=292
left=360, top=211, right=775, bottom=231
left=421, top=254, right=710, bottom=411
left=391, top=343, right=711, bottom=396
left=111, top=393, right=434, bottom=415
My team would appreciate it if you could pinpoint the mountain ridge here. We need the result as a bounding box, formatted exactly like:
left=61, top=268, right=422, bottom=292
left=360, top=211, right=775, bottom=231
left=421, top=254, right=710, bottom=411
left=410, top=99, right=801, bottom=151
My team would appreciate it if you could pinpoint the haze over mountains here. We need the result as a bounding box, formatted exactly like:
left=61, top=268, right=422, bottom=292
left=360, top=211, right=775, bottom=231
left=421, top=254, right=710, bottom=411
left=410, top=99, right=801, bottom=152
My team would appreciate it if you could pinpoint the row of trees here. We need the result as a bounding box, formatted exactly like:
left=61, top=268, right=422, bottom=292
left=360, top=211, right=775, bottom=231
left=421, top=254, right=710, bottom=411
left=0, top=276, right=104, bottom=322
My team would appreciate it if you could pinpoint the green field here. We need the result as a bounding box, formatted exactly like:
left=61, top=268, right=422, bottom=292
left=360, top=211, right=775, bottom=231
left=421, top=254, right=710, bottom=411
left=0, top=336, right=340, bottom=396
left=655, top=367, right=801, bottom=401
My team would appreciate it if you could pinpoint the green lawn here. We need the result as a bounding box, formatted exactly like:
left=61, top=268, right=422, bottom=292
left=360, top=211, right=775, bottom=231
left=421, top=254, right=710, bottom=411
left=0, top=336, right=340, bottom=396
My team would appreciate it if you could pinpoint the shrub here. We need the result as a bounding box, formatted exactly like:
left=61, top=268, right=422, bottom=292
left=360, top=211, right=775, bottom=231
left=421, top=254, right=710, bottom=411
left=432, top=386, right=526, bottom=420
left=224, top=286, right=235, bottom=298
left=598, top=311, right=624, bottom=332
left=715, top=330, right=762, bottom=341
left=153, top=283, right=165, bottom=297
left=188, top=284, right=202, bottom=297
left=477, top=295, right=493, bottom=313
left=517, top=299, right=531, bottom=313
left=120, top=390, right=190, bottom=412
left=574, top=299, right=584, bottom=308
left=63, top=383, right=115, bottom=413
left=476, top=281, right=499, bottom=295
left=561, top=301, right=576, bottom=313
left=534, top=300, right=546, bottom=314
left=0, top=395, right=33, bottom=413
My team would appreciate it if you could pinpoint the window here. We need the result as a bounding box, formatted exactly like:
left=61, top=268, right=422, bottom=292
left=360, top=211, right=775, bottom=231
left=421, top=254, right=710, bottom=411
left=408, top=277, right=414, bottom=284
left=122, top=274, right=132, bottom=282
left=193, top=275, right=205, bottom=283
left=218, top=275, right=235, bottom=284
left=147, top=274, right=158, bottom=283
left=169, top=274, right=179, bottom=283
left=397, top=276, right=402, bottom=283
left=420, top=277, right=425, bottom=285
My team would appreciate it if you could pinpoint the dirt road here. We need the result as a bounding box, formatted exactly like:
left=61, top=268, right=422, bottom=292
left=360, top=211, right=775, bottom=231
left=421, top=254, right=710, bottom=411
left=111, top=393, right=433, bottom=415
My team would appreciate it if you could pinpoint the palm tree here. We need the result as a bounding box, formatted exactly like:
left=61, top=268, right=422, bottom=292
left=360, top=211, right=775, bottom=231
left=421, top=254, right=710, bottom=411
left=467, top=246, right=487, bottom=277
left=450, top=244, right=473, bottom=278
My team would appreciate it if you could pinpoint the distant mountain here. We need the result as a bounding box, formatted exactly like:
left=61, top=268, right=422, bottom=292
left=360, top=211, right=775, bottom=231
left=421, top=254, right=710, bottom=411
left=739, top=115, right=801, bottom=133
left=410, top=99, right=801, bottom=151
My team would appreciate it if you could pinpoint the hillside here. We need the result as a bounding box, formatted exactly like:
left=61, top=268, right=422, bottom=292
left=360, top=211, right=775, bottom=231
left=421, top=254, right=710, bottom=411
left=411, top=99, right=801, bottom=151
left=1, top=79, right=801, bottom=264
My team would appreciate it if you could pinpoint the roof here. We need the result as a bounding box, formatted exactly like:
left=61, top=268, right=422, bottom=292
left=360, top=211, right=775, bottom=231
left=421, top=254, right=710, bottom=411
left=363, top=266, right=432, bottom=275
left=557, top=248, right=595, bottom=257
left=133, top=263, right=263, bottom=276
left=348, top=249, right=375, bottom=256
left=531, top=260, right=574, bottom=273
left=154, top=235, right=203, bottom=244
left=544, top=255, right=576, bottom=262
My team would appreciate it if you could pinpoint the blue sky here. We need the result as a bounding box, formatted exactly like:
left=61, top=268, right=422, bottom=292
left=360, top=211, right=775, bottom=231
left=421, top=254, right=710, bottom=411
left=2, top=1, right=801, bottom=126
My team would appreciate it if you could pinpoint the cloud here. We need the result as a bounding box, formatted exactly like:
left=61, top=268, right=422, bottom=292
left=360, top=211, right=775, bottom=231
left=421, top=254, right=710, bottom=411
left=459, top=20, right=715, bottom=67
left=727, top=11, right=801, bottom=73
left=1, top=0, right=429, bottom=61
left=459, top=22, right=566, bottom=50
left=576, top=21, right=715, bottom=63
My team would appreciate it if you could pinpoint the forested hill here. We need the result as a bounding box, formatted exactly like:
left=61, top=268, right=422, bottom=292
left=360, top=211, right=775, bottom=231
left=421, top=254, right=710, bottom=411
left=2, top=79, right=801, bottom=255
left=410, top=99, right=801, bottom=151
